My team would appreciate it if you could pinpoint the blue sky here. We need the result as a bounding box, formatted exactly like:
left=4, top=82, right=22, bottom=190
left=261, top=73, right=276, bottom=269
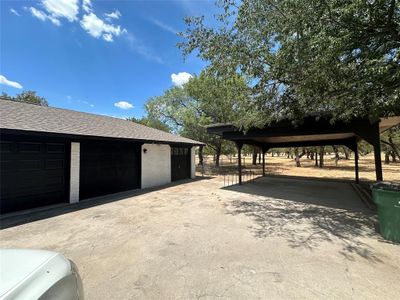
left=1, top=0, right=218, bottom=118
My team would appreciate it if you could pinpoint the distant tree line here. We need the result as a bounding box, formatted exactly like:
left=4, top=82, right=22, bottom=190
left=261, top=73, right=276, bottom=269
left=1, top=91, right=48, bottom=106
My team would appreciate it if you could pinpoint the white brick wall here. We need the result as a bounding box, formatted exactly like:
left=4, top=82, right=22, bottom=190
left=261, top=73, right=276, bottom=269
left=191, top=146, right=196, bottom=179
left=141, top=144, right=171, bottom=189
left=69, top=142, right=80, bottom=203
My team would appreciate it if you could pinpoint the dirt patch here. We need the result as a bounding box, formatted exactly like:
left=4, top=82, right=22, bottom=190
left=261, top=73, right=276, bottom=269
left=200, top=153, right=400, bottom=182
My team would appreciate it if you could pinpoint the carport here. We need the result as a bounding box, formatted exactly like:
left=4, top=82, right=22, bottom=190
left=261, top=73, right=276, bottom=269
left=207, top=116, right=400, bottom=184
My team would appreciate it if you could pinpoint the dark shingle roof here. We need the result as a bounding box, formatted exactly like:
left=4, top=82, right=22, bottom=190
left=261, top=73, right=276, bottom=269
left=0, top=99, right=203, bottom=145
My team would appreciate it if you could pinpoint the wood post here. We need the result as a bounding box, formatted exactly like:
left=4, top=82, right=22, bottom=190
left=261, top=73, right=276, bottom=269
left=236, top=142, right=243, bottom=185
left=354, top=142, right=359, bottom=184
left=353, top=120, right=383, bottom=182
left=262, top=151, right=266, bottom=177
left=374, top=142, right=383, bottom=181
left=262, top=146, right=268, bottom=177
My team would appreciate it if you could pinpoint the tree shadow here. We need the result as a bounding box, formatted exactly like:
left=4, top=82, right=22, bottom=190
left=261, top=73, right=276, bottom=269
left=223, top=177, right=383, bottom=263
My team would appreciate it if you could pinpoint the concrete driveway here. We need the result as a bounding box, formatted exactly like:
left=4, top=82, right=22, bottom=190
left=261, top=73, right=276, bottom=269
left=1, top=176, right=399, bottom=299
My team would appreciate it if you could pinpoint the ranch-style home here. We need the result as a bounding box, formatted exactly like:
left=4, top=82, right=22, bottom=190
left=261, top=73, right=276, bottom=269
left=0, top=99, right=203, bottom=214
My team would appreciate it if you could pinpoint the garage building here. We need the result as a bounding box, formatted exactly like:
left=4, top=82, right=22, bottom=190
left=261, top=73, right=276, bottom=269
left=0, top=99, right=202, bottom=214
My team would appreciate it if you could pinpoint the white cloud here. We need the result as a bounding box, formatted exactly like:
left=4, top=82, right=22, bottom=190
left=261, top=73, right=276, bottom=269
left=29, top=7, right=61, bottom=26
left=48, top=15, right=61, bottom=26
left=171, top=72, right=193, bottom=87
left=103, top=33, right=113, bottom=42
left=82, top=0, right=92, bottom=13
left=150, top=18, right=178, bottom=35
left=42, top=0, right=79, bottom=22
left=0, top=75, right=23, bottom=89
left=27, top=0, right=125, bottom=43
left=105, top=10, right=121, bottom=21
left=114, top=101, right=134, bottom=110
left=80, top=12, right=126, bottom=42
left=30, top=7, right=47, bottom=21
left=10, top=8, right=21, bottom=16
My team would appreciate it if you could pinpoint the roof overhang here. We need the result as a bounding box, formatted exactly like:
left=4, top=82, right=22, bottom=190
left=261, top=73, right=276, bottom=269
left=207, top=116, right=400, bottom=149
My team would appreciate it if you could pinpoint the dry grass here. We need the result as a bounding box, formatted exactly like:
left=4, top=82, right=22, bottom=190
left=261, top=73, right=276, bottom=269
left=200, top=153, right=400, bottom=183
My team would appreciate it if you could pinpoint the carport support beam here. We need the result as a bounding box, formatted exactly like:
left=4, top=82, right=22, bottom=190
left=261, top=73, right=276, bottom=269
left=236, top=142, right=243, bottom=185
left=354, top=142, right=359, bottom=184
left=354, top=121, right=383, bottom=181
left=374, top=142, right=383, bottom=181
left=262, top=146, right=268, bottom=177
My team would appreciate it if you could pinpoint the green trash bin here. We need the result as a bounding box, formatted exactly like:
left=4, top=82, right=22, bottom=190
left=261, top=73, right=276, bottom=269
left=372, top=182, right=400, bottom=243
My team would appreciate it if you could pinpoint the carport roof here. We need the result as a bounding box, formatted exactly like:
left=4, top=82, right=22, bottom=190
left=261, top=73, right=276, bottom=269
left=0, top=99, right=204, bottom=146
left=207, top=115, right=400, bottom=183
left=207, top=116, right=400, bottom=149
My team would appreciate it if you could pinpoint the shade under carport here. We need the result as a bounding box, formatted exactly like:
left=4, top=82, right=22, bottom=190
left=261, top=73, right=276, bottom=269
left=207, top=116, right=400, bottom=184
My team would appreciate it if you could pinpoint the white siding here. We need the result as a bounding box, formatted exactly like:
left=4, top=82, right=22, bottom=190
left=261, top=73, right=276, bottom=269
left=69, top=142, right=80, bottom=203
left=141, top=144, right=171, bottom=189
left=191, top=146, right=196, bottom=179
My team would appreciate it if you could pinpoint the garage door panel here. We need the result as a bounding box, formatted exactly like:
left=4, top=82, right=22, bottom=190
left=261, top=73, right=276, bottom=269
left=0, top=137, right=68, bottom=214
left=45, top=159, right=65, bottom=170
left=18, top=142, right=42, bottom=153
left=1, top=142, right=13, bottom=152
left=80, top=140, right=141, bottom=200
left=171, top=147, right=191, bottom=181
left=44, top=174, right=65, bottom=186
left=17, top=159, right=42, bottom=171
left=46, top=143, right=65, bottom=153
left=1, top=160, right=13, bottom=172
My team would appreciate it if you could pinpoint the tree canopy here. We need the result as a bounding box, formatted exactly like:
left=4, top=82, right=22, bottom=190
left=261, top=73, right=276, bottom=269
left=145, top=71, right=250, bottom=165
left=127, top=116, right=171, bottom=132
left=180, top=0, right=400, bottom=129
left=1, top=91, right=48, bottom=106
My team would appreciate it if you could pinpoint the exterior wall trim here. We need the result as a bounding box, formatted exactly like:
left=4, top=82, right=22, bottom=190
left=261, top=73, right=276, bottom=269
left=191, top=146, right=196, bottom=179
left=69, top=142, right=80, bottom=203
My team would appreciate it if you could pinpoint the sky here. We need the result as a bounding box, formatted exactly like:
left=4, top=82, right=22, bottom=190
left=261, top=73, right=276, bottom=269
left=0, top=0, right=218, bottom=119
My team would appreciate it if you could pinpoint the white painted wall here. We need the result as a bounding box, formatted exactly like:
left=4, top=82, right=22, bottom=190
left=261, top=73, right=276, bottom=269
left=191, top=146, right=196, bottom=179
left=141, top=144, right=171, bottom=189
left=69, top=142, right=80, bottom=203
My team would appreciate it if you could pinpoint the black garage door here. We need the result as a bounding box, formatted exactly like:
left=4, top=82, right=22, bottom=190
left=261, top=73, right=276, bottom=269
left=171, top=147, right=191, bottom=181
left=0, top=136, right=68, bottom=214
left=80, top=140, right=141, bottom=200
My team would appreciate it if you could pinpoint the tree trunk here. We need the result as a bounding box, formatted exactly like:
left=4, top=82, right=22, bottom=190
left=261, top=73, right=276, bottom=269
left=343, top=147, right=350, bottom=159
left=319, top=146, right=324, bottom=168
left=391, top=151, right=397, bottom=162
left=252, top=147, right=257, bottom=165
left=294, top=148, right=301, bottom=167
left=388, top=135, right=400, bottom=160
left=315, top=152, right=318, bottom=166
left=333, top=146, right=339, bottom=166
left=385, top=151, right=390, bottom=164
left=215, top=147, right=221, bottom=167
left=198, top=146, right=203, bottom=165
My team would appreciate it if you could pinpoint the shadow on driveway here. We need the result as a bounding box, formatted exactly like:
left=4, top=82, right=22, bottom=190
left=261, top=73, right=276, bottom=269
left=223, top=176, right=383, bottom=263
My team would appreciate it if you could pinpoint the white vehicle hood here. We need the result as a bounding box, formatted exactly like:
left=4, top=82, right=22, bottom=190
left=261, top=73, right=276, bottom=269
left=0, top=249, right=72, bottom=299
